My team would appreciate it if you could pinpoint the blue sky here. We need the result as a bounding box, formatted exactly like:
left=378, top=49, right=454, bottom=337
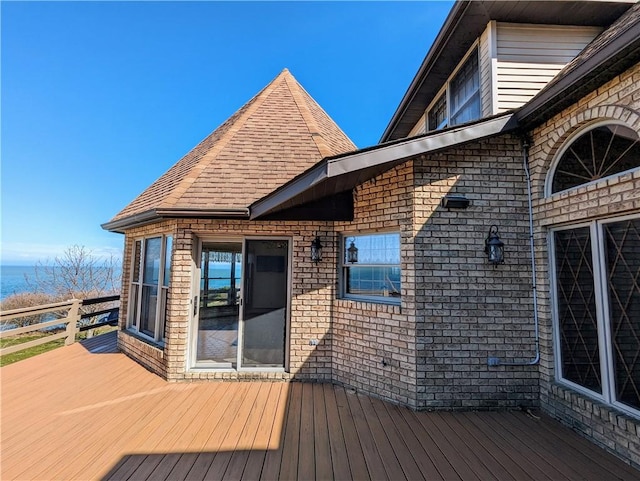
left=1, top=1, right=453, bottom=265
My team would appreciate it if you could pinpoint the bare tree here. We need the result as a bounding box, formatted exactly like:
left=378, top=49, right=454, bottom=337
left=0, top=292, right=59, bottom=329
left=27, top=245, right=121, bottom=300
left=0, top=246, right=122, bottom=329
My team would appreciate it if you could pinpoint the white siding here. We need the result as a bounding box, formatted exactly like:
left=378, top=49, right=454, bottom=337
left=496, top=23, right=601, bottom=112
left=479, top=21, right=497, bottom=117
left=408, top=113, right=426, bottom=137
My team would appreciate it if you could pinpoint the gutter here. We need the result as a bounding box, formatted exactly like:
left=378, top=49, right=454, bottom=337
left=101, top=207, right=250, bottom=233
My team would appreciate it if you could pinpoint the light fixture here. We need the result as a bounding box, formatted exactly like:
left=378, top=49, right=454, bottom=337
left=441, top=194, right=470, bottom=209
left=311, top=236, right=323, bottom=264
left=346, top=238, right=358, bottom=263
left=484, top=225, right=504, bottom=266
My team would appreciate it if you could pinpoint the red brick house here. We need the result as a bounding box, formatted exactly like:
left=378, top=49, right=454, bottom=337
left=104, top=0, right=640, bottom=468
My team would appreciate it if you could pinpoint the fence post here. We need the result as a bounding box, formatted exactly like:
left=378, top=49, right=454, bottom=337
left=65, top=299, right=82, bottom=346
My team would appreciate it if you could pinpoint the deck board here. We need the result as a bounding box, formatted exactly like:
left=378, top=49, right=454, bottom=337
left=347, top=389, right=389, bottom=480
left=297, top=383, right=316, bottom=481
left=439, top=411, right=515, bottom=480
left=322, top=384, right=351, bottom=480
left=257, top=383, right=289, bottom=481
left=1, top=332, right=638, bottom=481
left=333, top=386, right=370, bottom=480
left=222, top=382, right=272, bottom=479
left=374, top=395, right=428, bottom=481
left=313, top=383, right=333, bottom=481
left=278, top=381, right=302, bottom=480
left=460, top=412, right=540, bottom=480
left=412, top=409, right=482, bottom=480
left=397, top=406, right=460, bottom=480
left=361, top=393, right=412, bottom=481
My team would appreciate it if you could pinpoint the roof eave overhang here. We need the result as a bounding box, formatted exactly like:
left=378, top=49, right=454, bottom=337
left=380, top=0, right=469, bottom=143
left=515, top=19, right=640, bottom=128
left=251, top=113, right=518, bottom=219
left=380, top=0, right=636, bottom=143
left=101, top=207, right=250, bottom=234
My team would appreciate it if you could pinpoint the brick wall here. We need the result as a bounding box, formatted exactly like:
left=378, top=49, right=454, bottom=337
left=528, top=62, right=640, bottom=467
left=332, top=162, right=419, bottom=407
left=413, top=134, right=539, bottom=409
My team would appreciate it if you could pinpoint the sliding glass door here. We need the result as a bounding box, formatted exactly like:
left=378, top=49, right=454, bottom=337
left=194, top=238, right=289, bottom=370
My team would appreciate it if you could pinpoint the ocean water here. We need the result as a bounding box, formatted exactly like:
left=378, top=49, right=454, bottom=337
left=0, top=265, right=122, bottom=302
left=1, top=265, right=232, bottom=302
left=0, top=265, right=40, bottom=301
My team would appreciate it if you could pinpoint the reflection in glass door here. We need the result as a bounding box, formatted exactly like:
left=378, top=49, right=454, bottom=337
left=242, top=240, right=288, bottom=368
left=196, top=242, right=242, bottom=367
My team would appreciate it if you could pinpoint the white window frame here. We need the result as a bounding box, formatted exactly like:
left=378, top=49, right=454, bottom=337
left=339, top=231, right=401, bottom=305
left=128, top=234, right=173, bottom=344
left=427, top=89, right=448, bottom=132
left=449, top=47, right=480, bottom=126
left=425, top=43, right=481, bottom=132
left=550, top=213, right=640, bottom=419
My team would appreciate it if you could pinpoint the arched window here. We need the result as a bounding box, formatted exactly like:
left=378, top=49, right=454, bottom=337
left=550, top=123, right=640, bottom=195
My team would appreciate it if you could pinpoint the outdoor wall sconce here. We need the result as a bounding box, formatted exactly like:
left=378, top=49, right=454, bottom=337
left=484, top=225, right=504, bottom=266
left=311, top=236, right=323, bottom=264
left=441, top=194, right=470, bottom=209
left=346, top=238, right=358, bottom=263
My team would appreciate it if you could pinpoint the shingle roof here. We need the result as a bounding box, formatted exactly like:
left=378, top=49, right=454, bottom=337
left=104, top=69, right=356, bottom=231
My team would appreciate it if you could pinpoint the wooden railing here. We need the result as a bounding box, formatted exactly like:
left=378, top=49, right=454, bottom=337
left=0, top=295, right=120, bottom=356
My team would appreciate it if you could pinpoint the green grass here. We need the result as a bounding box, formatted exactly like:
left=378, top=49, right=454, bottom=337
left=0, top=326, right=117, bottom=367
left=0, top=333, right=66, bottom=367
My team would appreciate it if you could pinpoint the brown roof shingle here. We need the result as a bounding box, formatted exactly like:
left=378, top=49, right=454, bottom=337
left=104, top=69, right=355, bottom=230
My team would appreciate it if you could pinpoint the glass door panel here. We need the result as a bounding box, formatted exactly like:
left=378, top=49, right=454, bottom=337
left=241, top=240, right=288, bottom=368
left=196, top=242, right=242, bottom=366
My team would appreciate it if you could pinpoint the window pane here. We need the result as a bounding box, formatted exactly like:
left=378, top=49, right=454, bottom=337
left=552, top=125, right=640, bottom=194
left=132, top=240, right=142, bottom=282
left=163, top=236, right=173, bottom=287
left=450, top=51, right=480, bottom=126
left=143, top=237, right=162, bottom=285
left=344, top=233, right=400, bottom=265
left=428, top=94, right=447, bottom=131
left=161, top=288, right=168, bottom=340
left=554, top=228, right=601, bottom=393
left=343, top=232, right=401, bottom=301
left=140, top=285, right=158, bottom=337
left=130, top=284, right=139, bottom=328
left=604, top=219, right=640, bottom=410
left=346, top=266, right=401, bottom=298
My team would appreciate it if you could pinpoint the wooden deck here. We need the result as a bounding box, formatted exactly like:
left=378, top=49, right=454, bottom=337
left=1, top=332, right=638, bottom=481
